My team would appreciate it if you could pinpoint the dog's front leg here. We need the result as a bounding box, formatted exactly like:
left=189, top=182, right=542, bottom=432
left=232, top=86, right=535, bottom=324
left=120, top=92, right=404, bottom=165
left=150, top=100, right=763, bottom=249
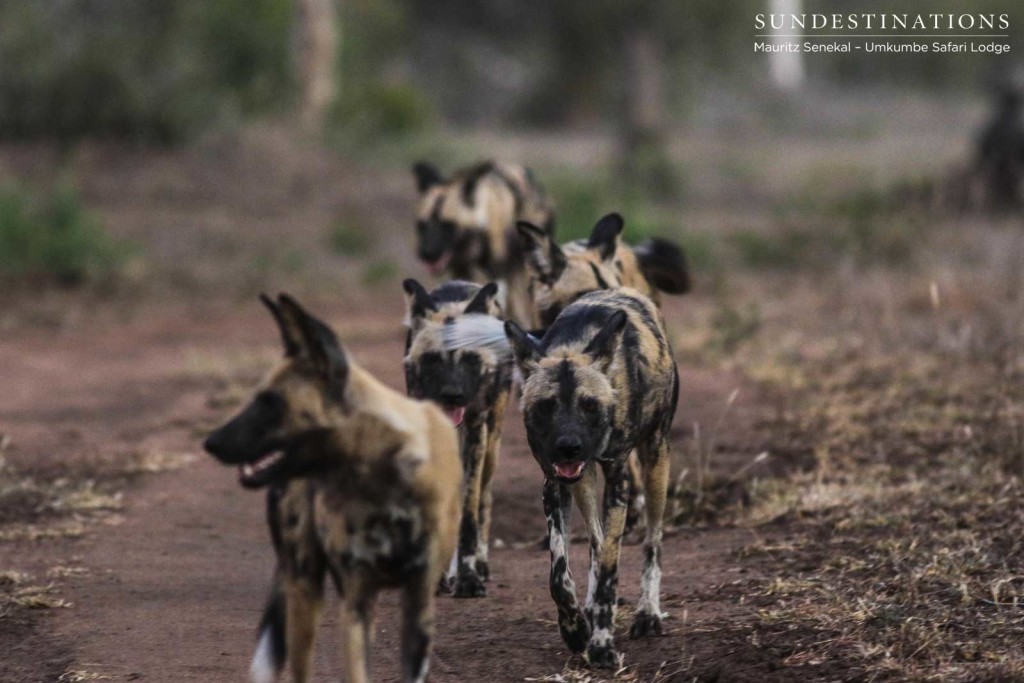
left=401, top=567, right=437, bottom=683
left=453, top=416, right=487, bottom=597
left=586, top=458, right=629, bottom=669
left=568, top=464, right=602, bottom=629
left=543, top=477, right=589, bottom=652
left=283, top=575, right=323, bottom=683
left=477, top=388, right=508, bottom=581
left=631, top=435, right=671, bottom=638
left=624, top=450, right=646, bottom=534
left=339, top=583, right=377, bottom=683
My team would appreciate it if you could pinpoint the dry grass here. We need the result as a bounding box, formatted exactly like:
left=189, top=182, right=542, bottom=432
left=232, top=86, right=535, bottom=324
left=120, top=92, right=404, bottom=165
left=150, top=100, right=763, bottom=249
left=687, top=205, right=1024, bottom=680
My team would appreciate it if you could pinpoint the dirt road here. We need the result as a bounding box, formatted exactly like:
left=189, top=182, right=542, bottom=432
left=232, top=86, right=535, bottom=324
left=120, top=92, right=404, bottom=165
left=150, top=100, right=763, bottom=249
left=1, top=294, right=787, bottom=682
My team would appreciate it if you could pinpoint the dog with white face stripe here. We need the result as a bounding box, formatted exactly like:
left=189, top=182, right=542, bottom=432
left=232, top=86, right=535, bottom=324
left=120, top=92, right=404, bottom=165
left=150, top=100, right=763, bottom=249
left=402, top=278, right=512, bottom=598
left=505, top=287, right=678, bottom=668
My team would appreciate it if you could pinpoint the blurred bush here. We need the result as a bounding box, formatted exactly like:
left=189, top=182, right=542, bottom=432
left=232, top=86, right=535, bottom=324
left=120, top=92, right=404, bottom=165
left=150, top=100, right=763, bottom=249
left=0, top=182, right=128, bottom=284
left=0, top=0, right=293, bottom=145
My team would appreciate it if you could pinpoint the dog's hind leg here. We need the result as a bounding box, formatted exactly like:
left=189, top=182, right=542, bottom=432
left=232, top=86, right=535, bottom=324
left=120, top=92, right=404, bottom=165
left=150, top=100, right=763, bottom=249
left=544, top=478, right=589, bottom=653
left=630, top=435, right=671, bottom=639
left=401, top=568, right=438, bottom=683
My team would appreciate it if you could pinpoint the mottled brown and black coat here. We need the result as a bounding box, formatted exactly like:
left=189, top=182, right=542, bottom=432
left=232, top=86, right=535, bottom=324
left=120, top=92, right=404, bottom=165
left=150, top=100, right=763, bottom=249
left=203, top=294, right=460, bottom=683
left=402, top=278, right=512, bottom=598
left=517, top=212, right=690, bottom=330
left=518, top=212, right=689, bottom=532
left=505, top=288, right=678, bottom=669
left=413, top=160, right=555, bottom=326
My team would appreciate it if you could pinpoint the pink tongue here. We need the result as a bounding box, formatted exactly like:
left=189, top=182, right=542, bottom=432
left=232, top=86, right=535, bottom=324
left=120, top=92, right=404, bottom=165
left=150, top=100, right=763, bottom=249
left=446, top=406, right=466, bottom=427
left=425, top=252, right=451, bottom=274
left=554, top=461, right=585, bottom=479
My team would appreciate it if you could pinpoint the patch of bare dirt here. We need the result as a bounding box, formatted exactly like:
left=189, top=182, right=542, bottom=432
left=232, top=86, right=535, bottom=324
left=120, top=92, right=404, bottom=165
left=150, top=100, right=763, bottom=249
left=0, top=292, right=793, bottom=682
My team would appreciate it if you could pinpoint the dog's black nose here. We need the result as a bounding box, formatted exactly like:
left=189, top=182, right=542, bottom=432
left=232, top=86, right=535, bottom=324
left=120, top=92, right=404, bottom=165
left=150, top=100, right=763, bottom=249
left=439, top=387, right=465, bottom=405
left=203, top=433, right=223, bottom=456
left=554, top=436, right=582, bottom=458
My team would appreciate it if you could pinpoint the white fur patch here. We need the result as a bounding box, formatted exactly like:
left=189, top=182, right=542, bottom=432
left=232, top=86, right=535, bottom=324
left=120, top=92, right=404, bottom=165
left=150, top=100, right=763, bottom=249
left=441, top=314, right=511, bottom=358
left=249, top=628, right=276, bottom=683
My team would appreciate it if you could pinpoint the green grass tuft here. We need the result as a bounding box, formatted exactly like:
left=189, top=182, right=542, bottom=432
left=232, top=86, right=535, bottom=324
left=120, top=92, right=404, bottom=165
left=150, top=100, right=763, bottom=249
left=0, top=182, right=128, bottom=284
left=327, top=220, right=373, bottom=256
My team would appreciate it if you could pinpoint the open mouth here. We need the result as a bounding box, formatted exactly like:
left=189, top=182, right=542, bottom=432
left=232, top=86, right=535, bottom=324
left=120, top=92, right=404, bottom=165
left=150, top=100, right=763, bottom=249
left=444, top=406, right=466, bottom=427
left=423, top=250, right=452, bottom=275
left=238, top=450, right=285, bottom=488
left=552, top=460, right=586, bottom=482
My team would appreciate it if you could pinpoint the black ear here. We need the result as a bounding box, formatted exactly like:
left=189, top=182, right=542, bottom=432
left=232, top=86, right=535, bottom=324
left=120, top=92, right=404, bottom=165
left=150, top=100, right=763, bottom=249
left=412, top=162, right=443, bottom=193
left=586, top=213, right=624, bottom=261
left=464, top=282, right=499, bottom=316
left=517, top=220, right=566, bottom=284
left=583, top=311, right=627, bottom=366
left=261, top=293, right=301, bottom=356
left=504, top=320, right=541, bottom=375
left=402, top=278, right=438, bottom=320
left=277, top=294, right=349, bottom=400
left=634, top=237, right=692, bottom=294
left=460, top=161, right=495, bottom=207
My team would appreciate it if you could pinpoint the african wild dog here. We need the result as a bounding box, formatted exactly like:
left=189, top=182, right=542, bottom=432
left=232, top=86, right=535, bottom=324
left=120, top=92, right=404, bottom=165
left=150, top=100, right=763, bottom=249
left=517, top=212, right=689, bottom=532
left=203, top=294, right=461, bottom=683
left=402, top=278, right=511, bottom=598
left=412, top=160, right=555, bottom=326
left=517, top=212, right=691, bottom=329
left=505, top=288, right=678, bottom=668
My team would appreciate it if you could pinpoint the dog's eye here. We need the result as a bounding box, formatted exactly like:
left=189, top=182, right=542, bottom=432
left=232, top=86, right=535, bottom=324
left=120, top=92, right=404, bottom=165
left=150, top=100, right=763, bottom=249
left=256, top=391, right=286, bottom=420
left=579, top=397, right=600, bottom=414
left=533, top=398, right=555, bottom=416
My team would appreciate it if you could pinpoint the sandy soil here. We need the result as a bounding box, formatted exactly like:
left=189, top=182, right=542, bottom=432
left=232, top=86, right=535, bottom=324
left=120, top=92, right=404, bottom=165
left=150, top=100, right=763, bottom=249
left=0, top=293, right=791, bottom=682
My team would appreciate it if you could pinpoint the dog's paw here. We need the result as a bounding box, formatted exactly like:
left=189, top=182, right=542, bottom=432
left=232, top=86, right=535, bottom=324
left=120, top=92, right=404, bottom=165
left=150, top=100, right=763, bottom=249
left=475, top=559, right=490, bottom=582
left=629, top=611, right=663, bottom=639
left=558, top=610, right=590, bottom=652
left=453, top=571, right=486, bottom=598
left=585, top=643, right=619, bottom=669
left=436, top=575, right=453, bottom=596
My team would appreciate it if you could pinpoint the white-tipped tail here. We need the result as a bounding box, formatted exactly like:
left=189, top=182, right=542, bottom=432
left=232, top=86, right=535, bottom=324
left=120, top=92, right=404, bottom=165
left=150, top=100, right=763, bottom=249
left=250, top=628, right=276, bottom=683
left=441, top=314, right=514, bottom=359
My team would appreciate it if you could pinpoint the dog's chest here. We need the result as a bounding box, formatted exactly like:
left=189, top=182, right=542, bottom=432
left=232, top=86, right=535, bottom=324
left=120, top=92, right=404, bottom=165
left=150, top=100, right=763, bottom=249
left=315, top=494, right=429, bottom=582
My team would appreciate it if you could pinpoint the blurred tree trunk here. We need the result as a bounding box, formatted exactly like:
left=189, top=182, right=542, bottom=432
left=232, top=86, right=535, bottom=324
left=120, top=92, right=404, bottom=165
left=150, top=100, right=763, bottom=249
left=294, top=0, right=338, bottom=131
left=769, top=0, right=804, bottom=92
left=620, top=20, right=675, bottom=198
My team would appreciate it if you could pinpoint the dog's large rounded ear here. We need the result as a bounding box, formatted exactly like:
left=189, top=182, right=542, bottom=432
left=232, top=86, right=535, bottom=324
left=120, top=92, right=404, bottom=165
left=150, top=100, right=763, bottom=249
left=412, top=162, right=443, bottom=194
left=517, top=220, right=566, bottom=285
left=586, top=213, right=624, bottom=261
left=583, top=310, right=627, bottom=369
left=402, top=278, right=438, bottom=323
left=504, top=319, right=541, bottom=376
left=261, top=293, right=301, bottom=357
left=464, top=282, right=500, bottom=316
left=277, top=294, right=349, bottom=400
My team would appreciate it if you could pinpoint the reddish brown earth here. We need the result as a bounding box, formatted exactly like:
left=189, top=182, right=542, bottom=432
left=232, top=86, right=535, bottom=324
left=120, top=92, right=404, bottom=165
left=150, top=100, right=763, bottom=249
left=0, top=292, right=794, bottom=682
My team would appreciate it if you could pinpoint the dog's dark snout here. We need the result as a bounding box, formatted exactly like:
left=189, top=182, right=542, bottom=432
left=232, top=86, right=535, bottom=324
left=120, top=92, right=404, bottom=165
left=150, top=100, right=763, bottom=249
left=554, top=435, right=582, bottom=458
left=439, top=387, right=465, bottom=405
left=203, top=432, right=224, bottom=457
